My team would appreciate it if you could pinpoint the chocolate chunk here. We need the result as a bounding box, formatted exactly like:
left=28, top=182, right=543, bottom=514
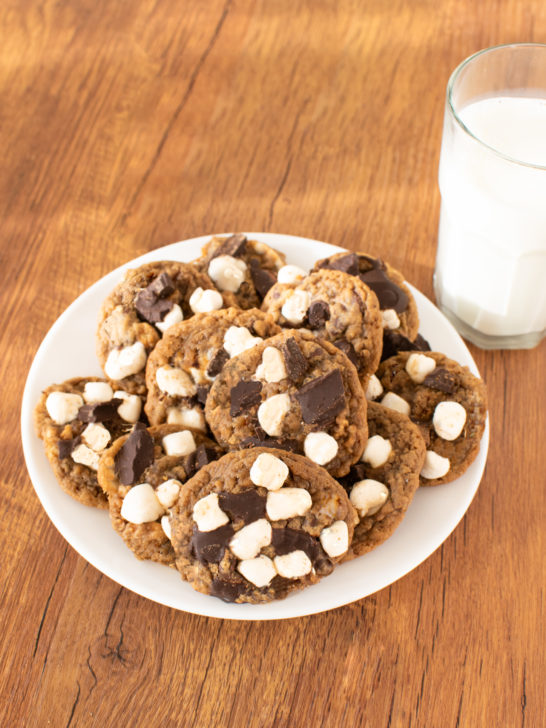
left=196, top=385, right=210, bottom=406
left=114, top=422, right=155, bottom=485
left=240, top=436, right=300, bottom=452
left=191, top=523, right=234, bottom=564
left=78, top=401, right=119, bottom=423
left=307, top=300, right=331, bottom=329
left=318, top=253, right=359, bottom=276
left=338, top=463, right=368, bottom=494
left=210, top=233, right=247, bottom=260
left=206, top=348, right=229, bottom=378
left=134, top=288, right=174, bottom=324
left=333, top=339, right=360, bottom=369
left=381, top=330, right=424, bottom=362
left=359, top=268, right=408, bottom=312
left=249, top=259, right=276, bottom=299
left=185, top=444, right=221, bottom=479
left=58, top=436, right=81, bottom=459
left=295, top=369, right=345, bottom=425
left=148, top=272, right=175, bottom=298
left=210, top=578, right=249, bottom=603
left=230, top=380, right=262, bottom=417
left=218, top=489, right=266, bottom=524
left=282, top=337, right=308, bottom=381
left=271, top=528, right=332, bottom=574
left=423, top=367, right=458, bottom=394
left=414, top=333, right=431, bottom=351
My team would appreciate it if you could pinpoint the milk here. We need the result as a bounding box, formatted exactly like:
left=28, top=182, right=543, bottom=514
left=435, top=96, right=546, bottom=340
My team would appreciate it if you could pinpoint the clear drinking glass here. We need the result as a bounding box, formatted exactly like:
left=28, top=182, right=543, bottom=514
left=434, top=44, right=546, bottom=349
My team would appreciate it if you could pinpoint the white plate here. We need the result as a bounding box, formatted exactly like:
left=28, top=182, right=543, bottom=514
left=21, top=233, right=489, bottom=620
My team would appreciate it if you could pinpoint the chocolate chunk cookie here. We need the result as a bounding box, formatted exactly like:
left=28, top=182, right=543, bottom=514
left=205, top=330, right=368, bottom=477
left=98, top=423, right=223, bottom=564
left=261, top=269, right=383, bottom=385
left=313, top=251, right=419, bottom=341
left=96, top=261, right=232, bottom=395
left=34, top=377, right=145, bottom=508
left=169, top=447, right=358, bottom=603
left=377, top=352, right=487, bottom=485
left=339, top=401, right=426, bottom=558
left=194, top=234, right=286, bottom=309
left=144, top=308, right=281, bottom=429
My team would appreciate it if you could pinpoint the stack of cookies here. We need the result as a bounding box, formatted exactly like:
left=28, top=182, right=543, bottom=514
left=34, top=234, right=488, bottom=604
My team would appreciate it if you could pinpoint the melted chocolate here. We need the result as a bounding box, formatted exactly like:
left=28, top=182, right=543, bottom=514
left=218, top=489, right=266, bottom=524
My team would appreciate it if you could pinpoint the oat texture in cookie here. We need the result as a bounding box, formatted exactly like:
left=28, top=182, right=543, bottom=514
left=313, top=251, right=419, bottom=341
left=169, top=447, right=358, bottom=603
left=205, top=330, right=368, bottom=477
left=377, top=352, right=487, bottom=486
left=261, top=268, right=383, bottom=384
left=194, top=234, right=286, bottom=309
left=97, top=423, right=224, bottom=564
left=96, top=260, right=231, bottom=395
left=339, top=401, right=425, bottom=558
left=144, top=308, right=281, bottom=428
left=34, top=377, right=145, bottom=508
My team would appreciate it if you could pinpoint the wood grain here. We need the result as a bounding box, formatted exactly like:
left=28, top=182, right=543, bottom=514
left=1, top=1, right=545, bottom=726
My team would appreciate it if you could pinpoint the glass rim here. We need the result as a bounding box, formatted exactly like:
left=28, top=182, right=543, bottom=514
left=447, top=43, right=546, bottom=171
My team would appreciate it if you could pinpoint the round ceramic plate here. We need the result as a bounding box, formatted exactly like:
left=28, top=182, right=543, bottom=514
left=21, top=233, right=489, bottom=620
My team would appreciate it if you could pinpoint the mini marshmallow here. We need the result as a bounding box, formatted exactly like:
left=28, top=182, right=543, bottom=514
left=277, top=264, right=307, bottom=284
left=189, top=287, right=224, bottom=314
left=156, top=304, right=183, bottom=333
left=350, top=479, right=390, bottom=518
left=105, top=342, right=147, bottom=380
left=420, top=450, right=450, bottom=479
left=362, top=435, right=392, bottom=468
left=229, top=519, right=272, bottom=560
left=380, top=391, right=411, bottom=416
left=193, top=493, right=229, bottom=532
left=257, top=393, right=291, bottom=436
left=274, top=550, right=312, bottom=579
left=382, top=309, right=401, bottom=330
left=189, top=367, right=210, bottom=385
left=156, top=366, right=197, bottom=397
left=223, top=326, right=263, bottom=358
left=319, top=521, right=349, bottom=558
left=266, top=488, right=312, bottom=520
left=405, top=353, right=437, bottom=384
left=156, top=479, right=181, bottom=508
left=432, top=401, right=466, bottom=441
left=249, top=452, right=289, bottom=491
left=303, top=432, right=339, bottom=465
left=81, top=423, right=111, bottom=452
left=255, top=347, right=287, bottom=383
left=237, top=555, right=277, bottom=587
left=71, top=443, right=100, bottom=471
left=113, top=391, right=142, bottom=423
left=83, top=382, right=114, bottom=403
left=45, top=391, right=83, bottom=425
left=121, top=483, right=164, bottom=524
left=166, top=406, right=206, bottom=432
left=365, top=374, right=383, bottom=401
left=162, top=430, right=196, bottom=456
left=208, top=255, right=247, bottom=293
left=161, top=514, right=172, bottom=540
left=281, top=290, right=311, bottom=325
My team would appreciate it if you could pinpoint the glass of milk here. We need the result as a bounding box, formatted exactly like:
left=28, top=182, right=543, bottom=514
left=434, top=44, right=546, bottom=349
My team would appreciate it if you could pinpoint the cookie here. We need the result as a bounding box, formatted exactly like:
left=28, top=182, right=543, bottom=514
left=96, top=260, right=232, bottom=395
left=34, top=377, right=144, bottom=508
left=195, top=234, right=286, bottom=309
left=261, top=268, right=383, bottom=384
left=169, top=447, right=358, bottom=603
left=144, top=308, right=281, bottom=429
left=205, top=330, right=368, bottom=477
left=377, top=352, right=487, bottom=485
left=97, top=423, right=224, bottom=564
left=339, top=401, right=426, bottom=558
left=313, top=251, right=419, bottom=341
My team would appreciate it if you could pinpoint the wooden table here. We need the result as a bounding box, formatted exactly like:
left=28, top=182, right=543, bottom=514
left=1, top=1, right=544, bottom=725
